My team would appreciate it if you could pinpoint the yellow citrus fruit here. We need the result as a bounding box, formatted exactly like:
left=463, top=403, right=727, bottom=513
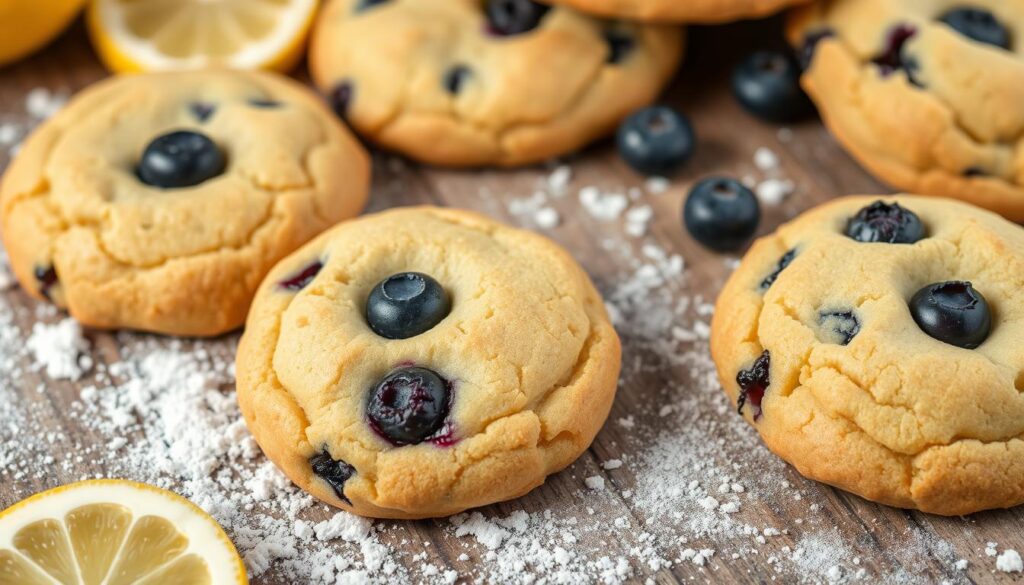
left=86, top=0, right=319, bottom=73
left=0, top=480, right=248, bottom=585
left=0, top=0, right=86, bottom=66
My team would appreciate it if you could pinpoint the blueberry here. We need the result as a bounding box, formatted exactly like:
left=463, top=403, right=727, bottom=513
left=818, top=310, right=860, bottom=345
left=910, top=281, right=991, bottom=349
left=731, top=51, right=812, bottom=124
left=279, top=260, right=324, bottom=291
left=939, top=8, right=1011, bottom=50
left=845, top=201, right=925, bottom=244
left=799, top=29, right=835, bottom=70
left=617, top=106, right=696, bottom=176
left=443, top=65, right=472, bottom=94
left=248, top=98, right=282, bottom=108
left=34, top=265, right=58, bottom=300
left=355, top=0, right=390, bottom=12
left=367, top=367, right=451, bottom=445
left=366, top=273, right=450, bottom=339
left=328, top=81, right=354, bottom=119
left=683, top=178, right=760, bottom=252
left=604, top=30, right=635, bottom=64
left=760, top=249, right=796, bottom=290
left=137, top=130, right=226, bottom=189
left=737, top=350, right=770, bottom=420
left=309, top=451, right=355, bottom=504
left=871, top=24, right=921, bottom=85
left=189, top=102, right=215, bottom=122
left=485, top=0, right=550, bottom=36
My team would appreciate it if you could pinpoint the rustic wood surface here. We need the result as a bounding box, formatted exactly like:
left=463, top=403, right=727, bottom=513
left=1, top=17, right=1022, bottom=585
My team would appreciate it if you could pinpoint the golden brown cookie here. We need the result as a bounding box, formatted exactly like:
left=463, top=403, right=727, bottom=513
left=541, top=0, right=810, bottom=23
left=0, top=70, right=369, bottom=336
left=236, top=207, right=622, bottom=519
left=711, top=195, right=1024, bottom=515
left=309, top=0, right=683, bottom=167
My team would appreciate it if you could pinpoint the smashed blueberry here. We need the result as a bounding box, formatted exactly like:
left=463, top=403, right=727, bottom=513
left=137, top=130, right=226, bottom=189
left=760, top=249, right=796, bottom=290
left=819, top=310, right=860, bottom=345
left=683, top=177, right=760, bottom=252
left=189, top=102, right=215, bottom=122
left=939, top=8, right=1011, bottom=50
left=279, top=260, right=324, bottom=291
left=443, top=65, right=472, bottom=94
left=367, top=367, right=451, bottom=445
left=366, top=272, right=450, bottom=339
left=845, top=201, right=925, bottom=244
left=871, top=24, right=920, bottom=84
left=731, top=51, right=812, bottom=123
left=910, top=281, right=991, bottom=349
left=799, top=28, right=835, bottom=69
left=310, top=451, right=355, bottom=504
left=604, top=30, right=635, bottom=64
left=617, top=106, right=696, bottom=176
left=248, top=98, right=282, bottom=108
left=737, top=350, right=770, bottom=419
left=34, top=265, right=58, bottom=300
left=355, top=0, right=390, bottom=12
left=485, top=0, right=550, bottom=36
left=328, top=81, right=354, bottom=119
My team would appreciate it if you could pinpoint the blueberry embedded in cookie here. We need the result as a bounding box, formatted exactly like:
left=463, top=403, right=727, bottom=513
left=787, top=0, right=1024, bottom=220
left=711, top=195, right=1024, bottom=515
left=534, top=0, right=812, bottom=24
left=236, top=207, right=622, bottom=519
left=0, top=70, right=370, bottom=336
left=308, top=0, right=683, bottom=167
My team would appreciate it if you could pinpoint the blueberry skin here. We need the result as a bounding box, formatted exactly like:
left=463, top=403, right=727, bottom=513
left=137, top=130, right=226, bottom=189
left=732, top=51, right=812, bottom=123
left=939, top=8, right=1011, bottom=50
left=485, top=0, right=550, bottom=36
left=367, top=367, right=451, bottom=445
left=683, top=178, right=760, bottom=252
left=309, top=451, right=355, bottom=504
left=910, top=281, right=991, bottom=349
left=617, top=106, right=696, bottom=177
left=845, top=201, right=925, bottom=244
left=366, top=272, right=451, bottom=339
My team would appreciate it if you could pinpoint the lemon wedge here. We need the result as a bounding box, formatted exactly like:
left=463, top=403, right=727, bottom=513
left=0, top=0, right=86, bottom=66
left=0, top=480, right=247, bottom=585
left=86, top=0, right=318, bottom=73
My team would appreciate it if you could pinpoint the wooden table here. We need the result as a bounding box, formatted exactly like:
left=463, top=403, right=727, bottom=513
left=1, top=18, right=1021, bottom=585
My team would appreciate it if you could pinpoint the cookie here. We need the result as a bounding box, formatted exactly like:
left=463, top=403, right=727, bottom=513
left=788, top=0, right=1024, bottom=220
left=711, top=195, right=1024, bottom=515
left=236, top=207, right=622, bottom=519
left=539, top=0, right=810, bottom=23
left=0, top=70, right=369, bottom=336
left=309, top=0, right=683, bottom=167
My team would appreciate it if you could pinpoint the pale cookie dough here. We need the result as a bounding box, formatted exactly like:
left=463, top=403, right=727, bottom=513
left=236, top=207, right=622, bottom=519
left=712, top=195, right=1024, bottom=516
left=540, top=0, right=810, bottom=23
left=0, top=70, right=369, bottom=336
left=788, top=0, right=1024, bottom=220
left=309, top=0, right=683, bottom=167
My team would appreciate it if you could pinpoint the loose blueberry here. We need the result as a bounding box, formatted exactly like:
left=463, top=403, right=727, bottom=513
left=248, top=98, right=282, bottom=108
left=367, top=367, right=451, bottom=445
left=731, top=51, right=812, bottom=124
left=355, top=0, right=390, bottom=12
left=189, top=102, right=215, bottom=122
left=799, top=29, right=835, bottom=70
left=939, top=8, right=1011, bottom=50
left=871, top=24, right=921, bottom=85
left=737, top=350, right=770, bottom=420
left=617, top=106, right=696, bottom=176
left=760, top=249, right=796, bottom=290
left=485, top=0, right=550, bottom=36
left=34, top=265, right=58, bottom=300
left=910, top=281, right=991, bottom=349
left=279, top=260, right=323, bottom=291
left=845, top=201, right=925, bottom=244
left=443, top=65, right=472, bottom=94
left=328, top=81, right=354, bottom=119
left=309, top=451, right=355, bottom=504
left=818, top=310, right=860, bottom=345
left=366, top=272, right=450, bottom=339
left=683, top=178, right=760, bottom=252
left=137, top=130, right=226, bottom=189
left=604, top=30, right=635, bottom=64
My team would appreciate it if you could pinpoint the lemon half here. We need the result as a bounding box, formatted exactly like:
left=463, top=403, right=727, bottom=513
left=0, top=0, right=86, bottom=66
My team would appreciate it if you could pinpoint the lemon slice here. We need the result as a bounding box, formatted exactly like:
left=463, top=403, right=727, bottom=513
left=0, top=480, right=247, bottom=585
left=87, top=0, right=318, bottom=73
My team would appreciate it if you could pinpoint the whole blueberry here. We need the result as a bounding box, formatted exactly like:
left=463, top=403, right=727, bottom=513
left=367, top=272, right=451, bottom=339
left=732, top=51, right=812, bottom=123
left=137, top=130, right=226, bottom=189
left=617, top=106, right=696, bottom=176
left=485, top=0, right=550, bottom=36
left=910, top=281, right=991, bottom=349
left=845, top=201, right=925, bottom=244
left=683, top=178, right=760, bottom=252
left=367, top=367, right=450, bottom=445
left=939, top=8, right=1011, bottom=50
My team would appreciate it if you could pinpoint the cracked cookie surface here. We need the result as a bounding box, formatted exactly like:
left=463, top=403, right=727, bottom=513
left=236, top=207, right=622, bottom=519
left=309, top=0, right=683, bottom=167
left=540, top=0, right=810, bottom=23
left=711, top=195, right=1024, bottom=515
left=788, top=0, right=1024, bottom=220
left=0, top=70, right=369, bottom=336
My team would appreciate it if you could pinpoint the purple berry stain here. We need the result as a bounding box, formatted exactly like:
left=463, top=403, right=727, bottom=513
left=737, top=350, right=770, bottom=420
left=871, top=24, right=921, bottom=85
left=278, top=260, right=323, bottom=291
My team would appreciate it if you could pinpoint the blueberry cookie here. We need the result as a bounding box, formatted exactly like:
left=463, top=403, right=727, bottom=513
left=0, top=70, right=369, bottom=336
left=236, top=207, right=622, bottom=518
left=788, top=0, right=1024, bottom=220
left=309, top=0, right=683, bottom=167
left=539, top=0, right=810, bottom=24
left=711, top=195, right=1024, bottom=515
